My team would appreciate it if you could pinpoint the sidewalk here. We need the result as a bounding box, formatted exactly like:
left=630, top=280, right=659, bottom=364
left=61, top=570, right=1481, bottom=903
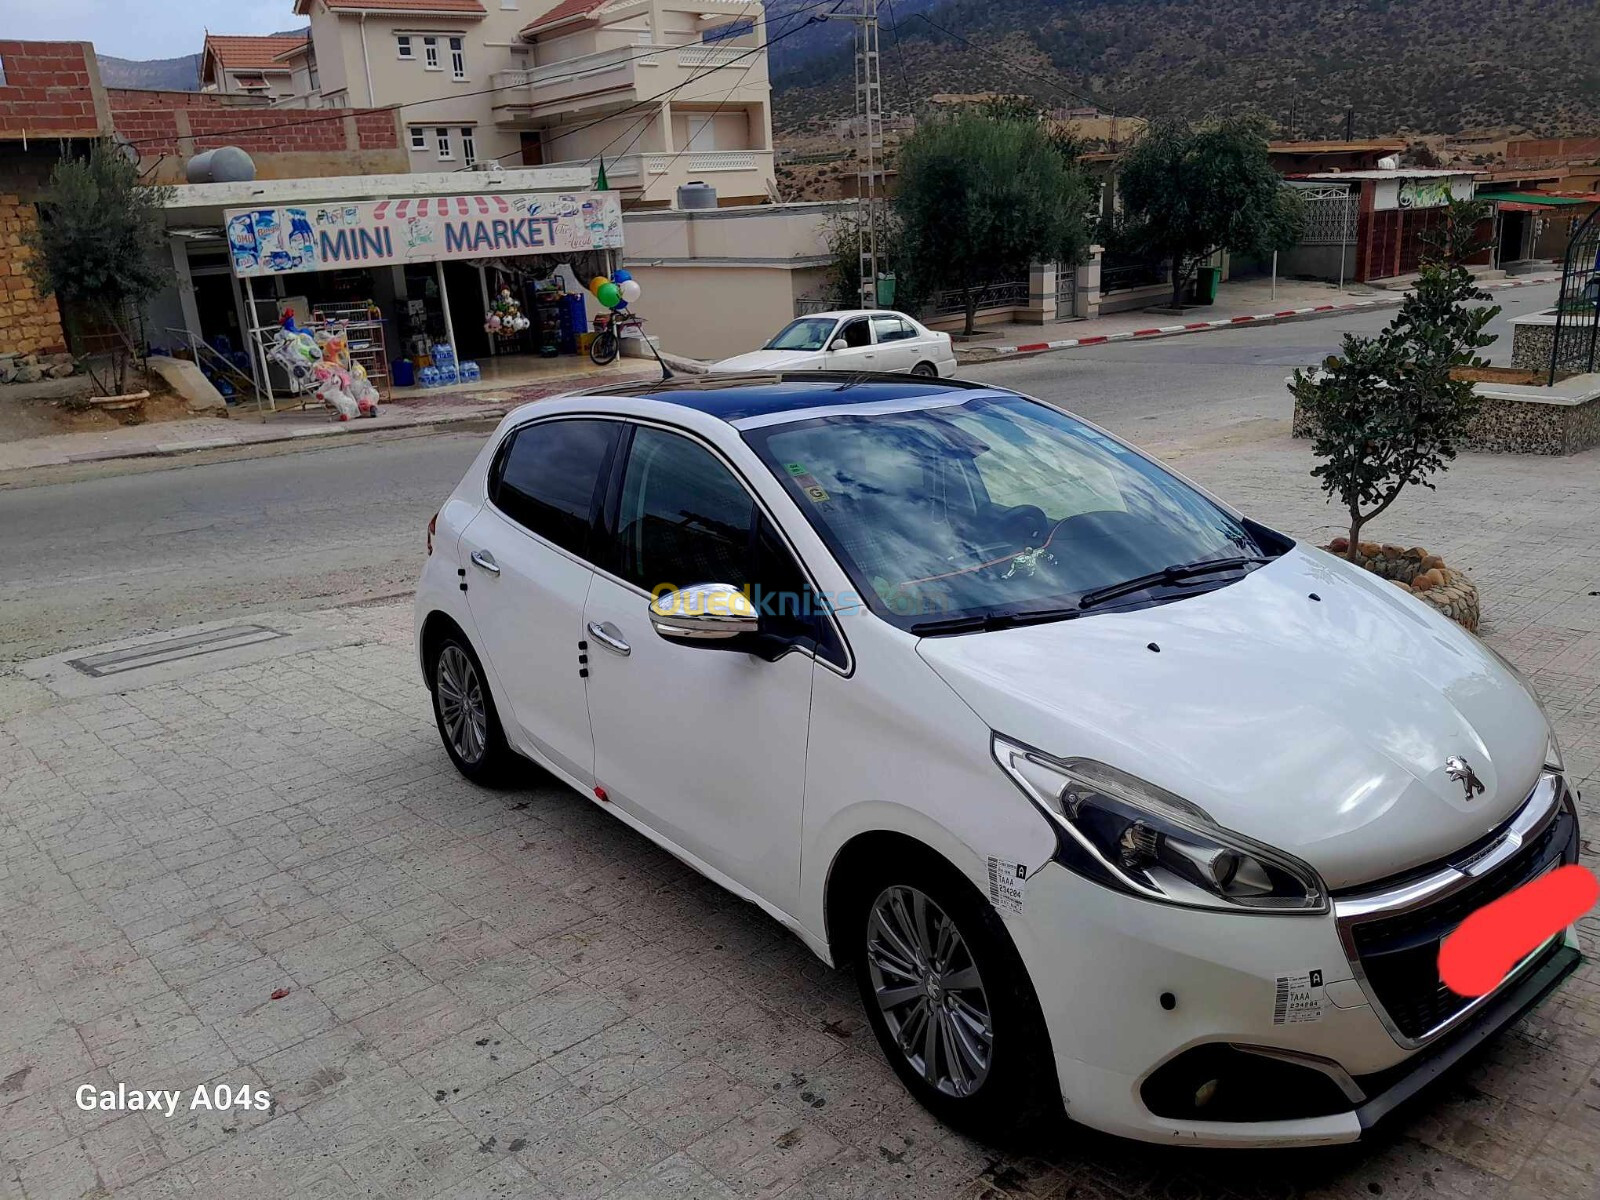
left=957, top=273, right=1563, bottom=363
left=0, top=362, right=657, bottom=475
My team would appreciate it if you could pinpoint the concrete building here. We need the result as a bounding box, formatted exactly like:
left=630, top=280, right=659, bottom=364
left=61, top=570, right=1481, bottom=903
left=199, top=34, right=312, bottom=100
left=250, top=0, right=778, bottom=205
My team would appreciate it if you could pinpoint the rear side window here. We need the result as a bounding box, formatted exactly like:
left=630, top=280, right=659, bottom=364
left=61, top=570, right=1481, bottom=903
left=871, top=315, right=914, bottom=342
left=491, top=419, right=617, bottom=558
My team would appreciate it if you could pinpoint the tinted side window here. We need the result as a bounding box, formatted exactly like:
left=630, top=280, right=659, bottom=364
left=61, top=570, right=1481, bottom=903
left=492, top=419, right=616, bottom=558
left=614, top=427, right=755, bottom=591
left=872, top=315, right=913, bottom=342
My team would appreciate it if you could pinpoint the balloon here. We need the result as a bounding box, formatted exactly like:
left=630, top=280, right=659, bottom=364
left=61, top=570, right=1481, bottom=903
left=589, top=276, right=610, bottom=296
left=596, top=282, right=621, bottom=309
left=618, top=279, right=641, bottom=304
left=612, top=268, right=633, bottom=283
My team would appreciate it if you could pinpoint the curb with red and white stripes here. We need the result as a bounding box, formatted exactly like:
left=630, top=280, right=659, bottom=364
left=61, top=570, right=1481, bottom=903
left=966, top=275, right=1561, bottom=361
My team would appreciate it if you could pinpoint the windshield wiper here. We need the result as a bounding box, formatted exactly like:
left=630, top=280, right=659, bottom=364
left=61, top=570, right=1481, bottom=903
left=1076, top=555, right=1273, bottom=612
left=910, top=607, right=1085, bottom=636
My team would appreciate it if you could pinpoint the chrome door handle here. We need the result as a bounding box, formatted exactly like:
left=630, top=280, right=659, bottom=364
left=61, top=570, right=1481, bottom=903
left=469, top=549, right=500, bottom=575
left=586, top=621, right=630, bottom=657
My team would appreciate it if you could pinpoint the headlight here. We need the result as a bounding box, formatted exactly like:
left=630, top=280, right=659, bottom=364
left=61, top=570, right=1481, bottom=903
left=993, top=735, right=1327, bottom=914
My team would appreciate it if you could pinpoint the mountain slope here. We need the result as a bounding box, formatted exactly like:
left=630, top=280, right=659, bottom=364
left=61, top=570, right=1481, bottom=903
left=97, top=54, right=202, bottom=91
left=771, top=0, right=1600, bottom=137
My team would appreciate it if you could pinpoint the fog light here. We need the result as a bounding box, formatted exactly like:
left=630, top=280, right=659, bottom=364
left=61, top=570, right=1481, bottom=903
left=1193, top=1078, right=1219, bottom=1109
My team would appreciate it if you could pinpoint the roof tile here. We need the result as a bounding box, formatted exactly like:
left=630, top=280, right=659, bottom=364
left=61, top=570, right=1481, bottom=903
left=521, top=0, right=609, bottom=34
left=202, top=35, right=309, bottom=71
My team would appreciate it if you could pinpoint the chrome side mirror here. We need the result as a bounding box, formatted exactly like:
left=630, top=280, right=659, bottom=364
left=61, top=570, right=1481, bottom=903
left=649, top=583, right=759, bottom=642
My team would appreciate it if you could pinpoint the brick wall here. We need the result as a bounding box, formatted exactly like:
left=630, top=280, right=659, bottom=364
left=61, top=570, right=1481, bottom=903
left=108, top=89, right=406, bottom=182
left=0, top=191, right=65, bottom=356
left=0, top=40, right=110, bottom=140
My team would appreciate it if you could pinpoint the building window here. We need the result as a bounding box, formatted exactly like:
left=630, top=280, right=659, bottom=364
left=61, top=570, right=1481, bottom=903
left=397, top=35, right=413, bottom=59
left=500, top=0, right=517, bottom=9
left=423, top=37, right=440, bottom=69
left=449, top=37, right=466, bottom=80
left=436, top=127, right=453, bottom=160
left=461, top=127, right=477, bottom=166
left=410, top=126, right=427, bottom=151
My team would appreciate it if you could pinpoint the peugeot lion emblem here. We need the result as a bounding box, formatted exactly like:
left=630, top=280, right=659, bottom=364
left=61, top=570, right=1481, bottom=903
left=1445, top=755, right=1486, bottom=801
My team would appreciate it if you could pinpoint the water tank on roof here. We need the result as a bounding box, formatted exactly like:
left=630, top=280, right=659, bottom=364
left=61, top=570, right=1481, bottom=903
left=676, top=181, right=718, bottom=210
left=1376, top=155, right=1400, bottom=171
left=186, top=147, right=258, bottom=185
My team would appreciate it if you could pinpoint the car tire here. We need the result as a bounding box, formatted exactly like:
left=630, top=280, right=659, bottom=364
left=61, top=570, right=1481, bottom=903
left=849, top=850, right=1061, bottom=1142
left=430, top=633, right=516, bottom=786
left=911, top=361, right=939, bottom=377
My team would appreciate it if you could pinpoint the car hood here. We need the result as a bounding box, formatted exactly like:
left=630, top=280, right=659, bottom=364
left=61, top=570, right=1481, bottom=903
left=916, top=546, right=1549, bottom=890
left=710, top=349, right=823, bottom=372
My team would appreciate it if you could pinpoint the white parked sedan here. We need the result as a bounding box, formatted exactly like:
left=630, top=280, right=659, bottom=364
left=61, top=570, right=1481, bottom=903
left=711, top=309, right=957, bottom=377
left=415, top=373, right=1580, bottom=1148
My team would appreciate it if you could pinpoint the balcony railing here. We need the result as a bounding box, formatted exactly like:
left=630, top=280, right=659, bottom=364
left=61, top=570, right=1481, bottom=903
left=543, top=150, right=773, bottom=185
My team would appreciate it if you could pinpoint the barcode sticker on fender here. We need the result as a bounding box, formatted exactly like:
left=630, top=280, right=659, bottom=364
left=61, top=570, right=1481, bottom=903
left=987, top=857, right=1026, bottom=915
left=1272, top=970, right=1326, bottom=1025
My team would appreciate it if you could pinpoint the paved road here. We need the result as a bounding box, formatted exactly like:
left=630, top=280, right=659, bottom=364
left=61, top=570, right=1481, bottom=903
left=0, top=283, right=1557, bottom=663
left=0, top=433, right=484, bottom=663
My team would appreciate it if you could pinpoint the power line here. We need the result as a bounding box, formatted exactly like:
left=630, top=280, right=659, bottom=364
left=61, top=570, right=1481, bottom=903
left=882, top=0, right=914, bottom=113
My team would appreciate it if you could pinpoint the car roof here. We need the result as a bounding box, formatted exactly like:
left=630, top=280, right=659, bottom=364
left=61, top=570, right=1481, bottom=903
left=577, top=371, right=991, bottom=423
left=787, top=309, right=914, bottom=322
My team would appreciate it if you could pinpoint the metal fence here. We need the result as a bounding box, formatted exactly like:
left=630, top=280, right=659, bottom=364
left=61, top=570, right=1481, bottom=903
left=1299, top=187, right=1358, bottom=246
left=927, top=279, right=1029, bottom=318
left=1549, top=206, right=1600, bottom=383
left=1100, top=259, right=1168, bottom=294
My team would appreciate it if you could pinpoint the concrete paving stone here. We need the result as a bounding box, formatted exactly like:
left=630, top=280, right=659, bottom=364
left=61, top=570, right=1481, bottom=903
left=684, top=1097, right=847, bottom=1200
left=398, top=1020, right=547, bottom=1102
left=495, top=978, right=630, bottom=1057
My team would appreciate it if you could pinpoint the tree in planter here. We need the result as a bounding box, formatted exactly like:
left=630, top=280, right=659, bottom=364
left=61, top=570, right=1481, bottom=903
left=896, top=110, right=1092, bottom=335
left=1290, top=198, right=1498, bottom=559
left=1115, top=116, right=1304, bottom=310
left=24, top=142, right=173, bottom=397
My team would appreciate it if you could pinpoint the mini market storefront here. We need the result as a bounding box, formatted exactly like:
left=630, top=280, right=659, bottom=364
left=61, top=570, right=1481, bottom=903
left=151, top=168, right=625, bottom=409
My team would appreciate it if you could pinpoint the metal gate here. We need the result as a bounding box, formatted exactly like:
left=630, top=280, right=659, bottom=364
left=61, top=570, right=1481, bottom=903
left=1548, top=207, right=1600, bottom=383
left=1056, top=268, right=1078, bottom=319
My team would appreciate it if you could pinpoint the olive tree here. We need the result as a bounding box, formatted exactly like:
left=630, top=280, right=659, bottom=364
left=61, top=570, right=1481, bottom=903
left=895, top=110, right=1092, bottom=335
left=1115, top=115, right=1304, bottom=310
left=1291, top=198, right=1498, bottom=558
left=24, top=142, right=173, bottom=396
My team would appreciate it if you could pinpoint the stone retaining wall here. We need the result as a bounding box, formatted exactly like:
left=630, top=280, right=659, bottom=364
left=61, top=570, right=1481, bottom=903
left=1292, top=390, right=1600, bottom=455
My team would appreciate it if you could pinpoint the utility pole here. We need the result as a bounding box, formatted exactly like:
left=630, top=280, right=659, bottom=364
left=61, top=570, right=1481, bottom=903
left=821, top=0, right=884, bottom=306
left=855, top=0, right=883, bottom=307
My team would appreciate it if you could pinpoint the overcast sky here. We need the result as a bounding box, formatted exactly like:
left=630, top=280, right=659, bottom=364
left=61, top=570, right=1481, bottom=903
left=10, top=0, right=300, bottom=61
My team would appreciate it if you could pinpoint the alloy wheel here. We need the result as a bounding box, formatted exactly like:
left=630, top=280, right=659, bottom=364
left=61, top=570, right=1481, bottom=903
left=436, top=644, right=488, bottom=765
left=866, top=885, right=994, bottom=1097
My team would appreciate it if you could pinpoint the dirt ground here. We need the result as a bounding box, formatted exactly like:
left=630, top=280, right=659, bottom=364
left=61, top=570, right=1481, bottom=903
left=0, top=370, right=196, bottom=442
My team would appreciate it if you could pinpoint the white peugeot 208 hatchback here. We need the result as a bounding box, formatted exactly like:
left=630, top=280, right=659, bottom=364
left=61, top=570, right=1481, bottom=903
left=414, top=373, right=1581, bottom=1148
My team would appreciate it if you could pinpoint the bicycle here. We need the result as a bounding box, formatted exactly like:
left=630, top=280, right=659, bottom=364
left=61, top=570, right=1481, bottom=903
left=589, top=310, right=647, bottom=366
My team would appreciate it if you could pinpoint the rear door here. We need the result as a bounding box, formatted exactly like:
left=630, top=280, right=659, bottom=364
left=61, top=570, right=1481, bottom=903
left=459, top=417, right=621, bottom=785
left=869, top=313, right=921, bottom=372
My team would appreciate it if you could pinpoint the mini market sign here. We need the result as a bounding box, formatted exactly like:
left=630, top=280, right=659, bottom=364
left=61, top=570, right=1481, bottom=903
left=225, top=190, right=624, bottom=278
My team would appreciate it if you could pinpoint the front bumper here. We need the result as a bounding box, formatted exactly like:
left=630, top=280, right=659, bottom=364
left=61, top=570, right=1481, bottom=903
left=1008, top=776, right=1582, bottom=1147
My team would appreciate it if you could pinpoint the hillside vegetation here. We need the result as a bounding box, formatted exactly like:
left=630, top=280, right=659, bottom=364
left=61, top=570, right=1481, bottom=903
left=770, top=0, right=1600, bottom=138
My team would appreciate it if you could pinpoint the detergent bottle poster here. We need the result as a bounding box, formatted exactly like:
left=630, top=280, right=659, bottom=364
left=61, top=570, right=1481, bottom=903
left=226, top=191, right=624, bottom=279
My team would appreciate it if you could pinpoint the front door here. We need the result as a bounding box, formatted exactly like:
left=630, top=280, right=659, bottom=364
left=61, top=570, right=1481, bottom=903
left=460, top=417, right=620, bottom=785
left=581, top=424, right=816, bottom=914
left=824, top=316, right=879, bottom=371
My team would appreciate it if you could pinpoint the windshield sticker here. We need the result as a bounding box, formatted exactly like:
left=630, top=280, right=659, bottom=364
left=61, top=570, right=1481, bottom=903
left=784, top=462, right=810, bottom=476
left=1272, top=970, right=1326, bottom=1025
left=987, top=857, right=1027, bottom=915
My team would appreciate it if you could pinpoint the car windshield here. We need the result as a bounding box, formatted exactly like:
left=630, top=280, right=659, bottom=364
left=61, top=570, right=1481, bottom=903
left=745, top=394, right=1273, bottom=631
left=764, top=318, right=838, bottom=352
